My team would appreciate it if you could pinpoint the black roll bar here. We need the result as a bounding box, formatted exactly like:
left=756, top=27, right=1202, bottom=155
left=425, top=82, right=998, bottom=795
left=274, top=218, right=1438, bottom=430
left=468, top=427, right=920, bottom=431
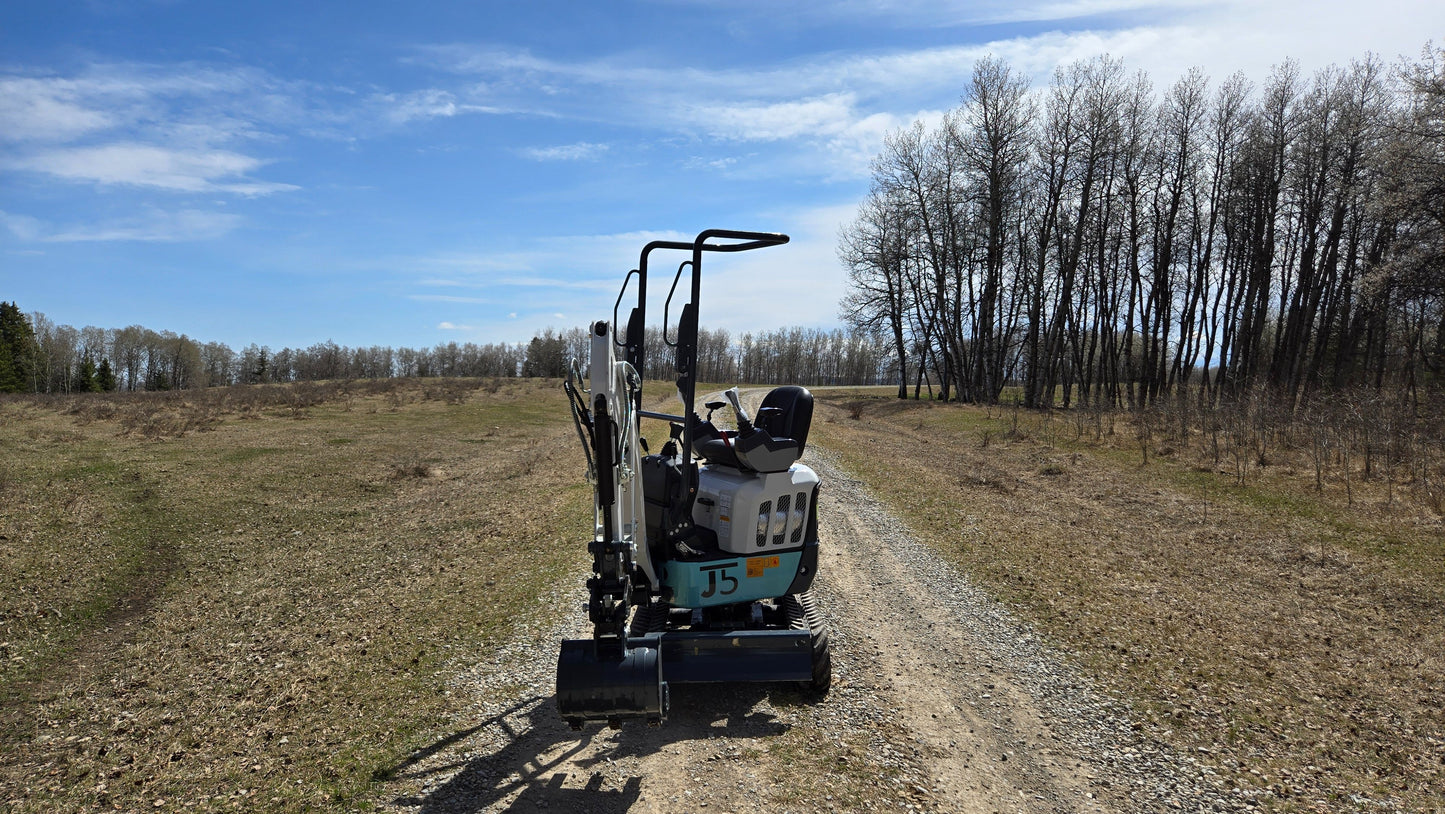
left=607, top=228, right=789, bottom=471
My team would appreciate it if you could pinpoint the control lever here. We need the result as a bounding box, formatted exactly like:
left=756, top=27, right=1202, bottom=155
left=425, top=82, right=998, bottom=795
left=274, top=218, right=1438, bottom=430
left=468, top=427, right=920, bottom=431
left=723, top=387, right=752, bottom=432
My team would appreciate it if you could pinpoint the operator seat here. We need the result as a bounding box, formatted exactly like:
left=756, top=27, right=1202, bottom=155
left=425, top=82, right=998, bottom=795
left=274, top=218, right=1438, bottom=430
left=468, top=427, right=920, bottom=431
left=696, top=386, right=813, bottom=473
left=754, top=385, right=812, bottom=456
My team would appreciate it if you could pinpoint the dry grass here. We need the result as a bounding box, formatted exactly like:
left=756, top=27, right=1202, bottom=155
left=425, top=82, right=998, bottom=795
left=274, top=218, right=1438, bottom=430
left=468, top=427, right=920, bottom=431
left=7, top=377, right=1442, bottom=811
left=809, top=391, right=1445, bottom=812
left=0, top=378, right=589, bottom=812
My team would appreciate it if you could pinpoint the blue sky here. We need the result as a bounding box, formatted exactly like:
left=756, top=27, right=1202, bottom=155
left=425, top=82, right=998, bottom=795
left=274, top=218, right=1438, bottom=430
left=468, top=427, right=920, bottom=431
left=2, top=0, right=1441, bottom=352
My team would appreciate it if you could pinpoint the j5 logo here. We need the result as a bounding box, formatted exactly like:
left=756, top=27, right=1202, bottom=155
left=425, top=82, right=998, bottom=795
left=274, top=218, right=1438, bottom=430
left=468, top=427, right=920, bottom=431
left=699, top=563, right=739, bottom=598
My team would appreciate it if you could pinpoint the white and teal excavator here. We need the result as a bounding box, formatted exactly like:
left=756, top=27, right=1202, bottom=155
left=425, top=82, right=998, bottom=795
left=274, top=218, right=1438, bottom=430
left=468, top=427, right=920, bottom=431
left=557, top=229, right=830, bottom=728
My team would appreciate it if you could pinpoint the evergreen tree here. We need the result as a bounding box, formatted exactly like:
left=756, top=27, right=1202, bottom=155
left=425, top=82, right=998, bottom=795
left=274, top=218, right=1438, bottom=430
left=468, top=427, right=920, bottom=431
left=73, top=356, right=100, bottom=393
left=0, top=301, right=39, bottom=393
left=0, top=331, right=11, bottom=392
left=521, top=330, right=567, bottom=378
left=97, top=357, right=117, bottom=392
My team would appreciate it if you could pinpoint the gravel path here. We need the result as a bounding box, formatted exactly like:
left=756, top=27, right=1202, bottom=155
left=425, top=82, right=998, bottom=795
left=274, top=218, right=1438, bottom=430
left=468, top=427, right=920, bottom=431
left=380, top=444, right=1256, bottom=813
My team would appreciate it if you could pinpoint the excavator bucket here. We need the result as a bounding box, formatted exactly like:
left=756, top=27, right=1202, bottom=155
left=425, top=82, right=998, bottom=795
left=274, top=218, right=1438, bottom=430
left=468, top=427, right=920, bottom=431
left=556, top=637, right=667, bottom=728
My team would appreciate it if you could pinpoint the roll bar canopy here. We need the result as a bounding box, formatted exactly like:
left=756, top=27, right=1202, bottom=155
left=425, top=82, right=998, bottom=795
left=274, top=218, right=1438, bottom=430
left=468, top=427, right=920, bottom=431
left=610, top=229, right=790, bottom=469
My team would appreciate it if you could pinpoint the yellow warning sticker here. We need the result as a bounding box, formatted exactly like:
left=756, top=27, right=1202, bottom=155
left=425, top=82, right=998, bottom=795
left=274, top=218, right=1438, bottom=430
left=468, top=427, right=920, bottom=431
left=746, top=555, right=781, bottom=578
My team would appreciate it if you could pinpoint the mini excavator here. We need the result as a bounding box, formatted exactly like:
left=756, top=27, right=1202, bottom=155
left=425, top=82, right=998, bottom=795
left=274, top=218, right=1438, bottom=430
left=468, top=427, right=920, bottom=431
left=557, top=229, right=830, bottom=729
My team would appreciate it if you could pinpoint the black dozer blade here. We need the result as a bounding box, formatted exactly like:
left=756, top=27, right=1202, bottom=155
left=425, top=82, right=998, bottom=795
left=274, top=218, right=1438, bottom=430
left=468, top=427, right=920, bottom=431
left=556, top=629, right=815, bottom=728
left=556, top=636, right=668, bottom=729
left=655, top=629, right=813, bottom=684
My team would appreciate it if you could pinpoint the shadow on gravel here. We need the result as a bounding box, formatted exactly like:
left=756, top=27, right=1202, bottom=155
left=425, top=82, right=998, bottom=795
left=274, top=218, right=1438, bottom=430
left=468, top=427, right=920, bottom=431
left=384, top=684, right=791, bottom=813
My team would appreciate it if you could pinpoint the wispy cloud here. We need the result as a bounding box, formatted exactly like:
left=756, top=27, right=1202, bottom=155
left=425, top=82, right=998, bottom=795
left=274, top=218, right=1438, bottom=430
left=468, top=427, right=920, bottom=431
left=395, top=230, right=694, bottom=287
left=1, top=207, right=244, bottom=242
left=0, top=77, right=115, bottom=143
left=0, top=210, right=46, bottom=241
left=645, top=0, right=1210, bottom=28
left=0, top=63, right=311, bottom=196
left=0, top=64, right=308, bottom=145
left=403, top=0, right=1441, bottom=181
left=409, top=294, right=494, bottom=304
left=47, top=209, right=244, bottom=242
left=683, top=155, right=741, bottom=171
left=684, top=93, right=858, bottom=141
left=520, top=141, right=609, bottom=161
left=379, top=88, right=463, bottom=123
left=371, top=88, right=517, bottom=124
left=7, top=143, right=297, bottom=195
left=401, top=42, right=990, bottom=178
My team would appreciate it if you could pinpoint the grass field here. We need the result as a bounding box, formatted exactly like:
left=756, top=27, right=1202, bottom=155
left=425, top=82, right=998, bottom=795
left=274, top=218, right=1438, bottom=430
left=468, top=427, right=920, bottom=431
left=0, top=379, right=589, bottom=811
left=806, top=390, right=1445, bottom=811
left=3, top=380, right=1442, bottom=811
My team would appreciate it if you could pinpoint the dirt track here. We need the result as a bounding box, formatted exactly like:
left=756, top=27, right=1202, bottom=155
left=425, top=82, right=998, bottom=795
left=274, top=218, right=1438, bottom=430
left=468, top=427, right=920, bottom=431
left=379, top=429, right=1248, bottom=813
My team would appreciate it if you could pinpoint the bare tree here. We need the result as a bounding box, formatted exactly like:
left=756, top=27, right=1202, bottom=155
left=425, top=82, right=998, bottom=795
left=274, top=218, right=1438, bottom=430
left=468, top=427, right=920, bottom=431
left=840, top=186, right=914, bottom=397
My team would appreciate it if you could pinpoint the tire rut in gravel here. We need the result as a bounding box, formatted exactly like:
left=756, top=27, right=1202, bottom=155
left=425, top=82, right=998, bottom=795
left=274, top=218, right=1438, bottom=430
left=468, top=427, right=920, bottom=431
left=811, top=449, right=1114, bottom=813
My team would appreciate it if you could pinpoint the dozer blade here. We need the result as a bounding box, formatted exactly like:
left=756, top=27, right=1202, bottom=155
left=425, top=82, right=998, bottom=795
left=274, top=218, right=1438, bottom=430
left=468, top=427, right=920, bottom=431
left=556, top=635, right=668, bottom=729
left=657, top=629, right=813, bottom=684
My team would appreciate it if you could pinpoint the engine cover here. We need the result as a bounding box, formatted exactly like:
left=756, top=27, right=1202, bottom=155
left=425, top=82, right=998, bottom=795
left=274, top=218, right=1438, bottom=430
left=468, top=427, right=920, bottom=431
left=692, top=463, right=819, bottom=555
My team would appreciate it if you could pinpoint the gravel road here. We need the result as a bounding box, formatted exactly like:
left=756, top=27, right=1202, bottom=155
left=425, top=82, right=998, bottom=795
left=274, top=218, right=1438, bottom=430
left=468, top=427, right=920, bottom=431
left=382, top=444, right=1255, bottom=814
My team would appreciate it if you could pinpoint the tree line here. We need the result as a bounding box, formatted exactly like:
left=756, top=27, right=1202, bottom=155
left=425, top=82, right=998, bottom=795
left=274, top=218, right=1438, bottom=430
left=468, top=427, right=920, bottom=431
left=0, top=305, right=895, bottom=394
left=630, top=326, right=894, bottom=386
left=840, top=44, right=1445, bottom=409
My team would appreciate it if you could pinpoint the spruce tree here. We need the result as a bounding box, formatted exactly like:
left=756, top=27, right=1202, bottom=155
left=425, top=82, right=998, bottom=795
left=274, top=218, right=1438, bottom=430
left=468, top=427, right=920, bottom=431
left=0, top=334, right=12, bottom=392
left=0, top=302, right=38, bottom=393
left=73, top=356, right=100, bottom=393
left=97, top=358, right=117, bottom=392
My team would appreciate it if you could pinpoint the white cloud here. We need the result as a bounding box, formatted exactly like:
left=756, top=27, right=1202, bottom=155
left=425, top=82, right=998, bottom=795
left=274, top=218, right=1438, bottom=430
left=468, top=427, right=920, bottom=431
left=7, top=143, right=298, bottom=195
left=396, top=43, right=990, bottom=181
left=392, top=229, right=695, bottom=289
left=373, top=88, right=516, bottom=124
left=384, top=88, right=460, bottom=122
left=410, top=294, right=493, bottom=304
left=0, top=210, right=45, bottom=240
left=684, top=93, right=858, bottom=142
left=1, top=207, right=244, bottom=242
left=0, top=64, right=313, bottom=197
left=967, top=0, right=1209, bottom=24
left=0, top=64, right=312, bottom=145
left=683, top=155, right=740, bottom=171
left=520, top=141, right=609, bottom=161
left=408, top=0, right=1443, bottom=182
left=693, top=202, right=858, bottom=335
left=820, top=0, right=1212, bottom=26
left=411, top=251, right=537, bottom=274
left=437, top=321, right=474, bottom=331
left=0, top=77, right=115, bottom=143
left=50, top=211, right=243, bottom=242
left=412, top=217, right=857, bottom=345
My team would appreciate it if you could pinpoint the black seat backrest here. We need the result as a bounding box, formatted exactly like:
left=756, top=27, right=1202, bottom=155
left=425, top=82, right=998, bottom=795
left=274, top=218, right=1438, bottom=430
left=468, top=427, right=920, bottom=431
left=755, top=386, right=813, bottom=454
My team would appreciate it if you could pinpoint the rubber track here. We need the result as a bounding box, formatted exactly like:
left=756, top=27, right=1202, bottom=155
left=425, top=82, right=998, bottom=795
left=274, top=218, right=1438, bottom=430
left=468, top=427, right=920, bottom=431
left=628, top=602, right=669, bottom=637
left=783, top=591, right=832, bottom=694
